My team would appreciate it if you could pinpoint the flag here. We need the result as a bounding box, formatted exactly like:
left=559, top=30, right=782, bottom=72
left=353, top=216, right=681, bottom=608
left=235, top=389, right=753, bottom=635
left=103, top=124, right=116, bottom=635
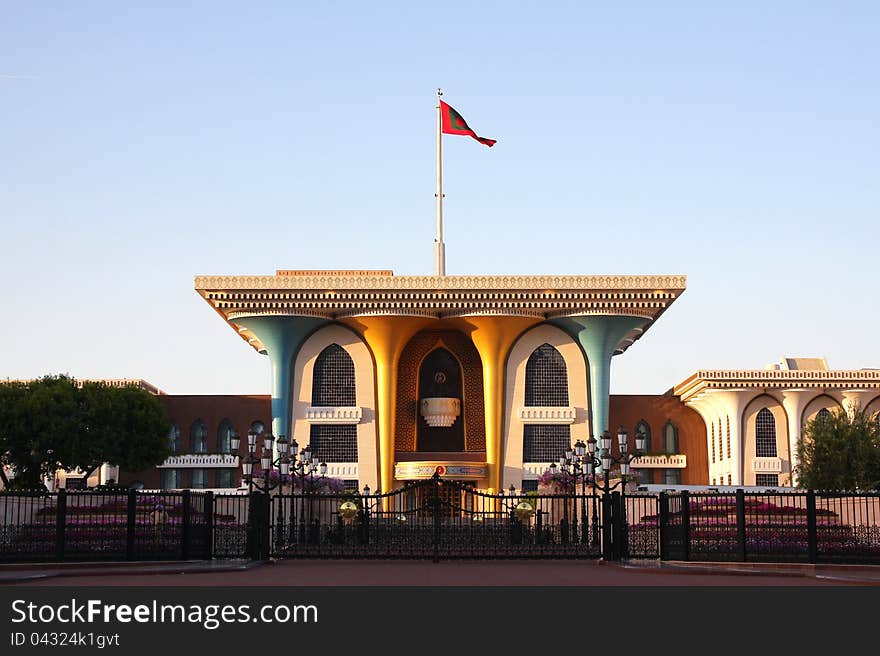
left=439, top=100, right=496, bottom=147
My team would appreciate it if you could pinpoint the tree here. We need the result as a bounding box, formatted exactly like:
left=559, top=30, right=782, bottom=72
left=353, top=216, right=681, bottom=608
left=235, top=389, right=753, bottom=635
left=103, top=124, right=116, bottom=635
left=795, top=407, right=880, bottom=491
left=0, top=375, right=171, bottom=489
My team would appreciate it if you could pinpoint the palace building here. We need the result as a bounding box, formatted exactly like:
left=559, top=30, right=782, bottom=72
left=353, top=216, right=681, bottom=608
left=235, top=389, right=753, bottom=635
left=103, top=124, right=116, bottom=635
left=184, top=269, right=698, bottom=494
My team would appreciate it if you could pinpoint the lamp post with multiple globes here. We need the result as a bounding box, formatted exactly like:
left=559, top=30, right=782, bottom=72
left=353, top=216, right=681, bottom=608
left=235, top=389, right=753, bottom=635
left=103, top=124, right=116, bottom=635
left=547, top=427, right=646, bottom=559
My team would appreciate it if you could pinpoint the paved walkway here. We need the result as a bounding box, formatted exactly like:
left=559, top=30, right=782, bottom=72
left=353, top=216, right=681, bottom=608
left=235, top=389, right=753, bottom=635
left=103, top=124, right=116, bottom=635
left=3, top=558, right=880, bottom=586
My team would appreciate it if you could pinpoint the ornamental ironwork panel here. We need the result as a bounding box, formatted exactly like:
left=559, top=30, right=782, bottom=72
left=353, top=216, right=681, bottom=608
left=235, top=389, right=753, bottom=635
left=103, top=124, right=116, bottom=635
left=269, top=474, right=603, bottom=560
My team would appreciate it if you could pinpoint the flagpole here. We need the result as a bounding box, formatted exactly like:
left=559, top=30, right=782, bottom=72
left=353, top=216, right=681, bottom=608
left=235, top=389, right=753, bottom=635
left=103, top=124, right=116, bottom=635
left=435, top=87, right=445, bottom=276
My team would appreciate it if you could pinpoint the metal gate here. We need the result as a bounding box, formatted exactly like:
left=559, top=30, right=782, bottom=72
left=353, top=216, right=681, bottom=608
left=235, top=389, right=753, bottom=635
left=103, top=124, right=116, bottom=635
left=269, top=474, right=605, bottom=560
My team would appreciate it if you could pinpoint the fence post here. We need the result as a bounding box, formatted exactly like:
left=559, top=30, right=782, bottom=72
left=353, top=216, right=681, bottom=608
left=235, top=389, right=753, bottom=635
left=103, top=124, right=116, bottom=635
left=680, top=490, right=690, bottom=562
left=205, top=491, right=214, bottom=560
left=806, top=490, right=818, bottom=564
left=246, top=492, right=271, bottom=560
left=181, top=489, right=191, bottom=560
left=126, top=490, right=136, bottom=561
left=658, top=492, right=669, bottom=561
left=432, top=476, right=441, bottom=563
left=602, top=493, right=613, bottom=561
left=55, top=489, right=67, bottom=562
left=611, top=492, right=623, bottom=560
left=735, top=489, right=747, bottom=562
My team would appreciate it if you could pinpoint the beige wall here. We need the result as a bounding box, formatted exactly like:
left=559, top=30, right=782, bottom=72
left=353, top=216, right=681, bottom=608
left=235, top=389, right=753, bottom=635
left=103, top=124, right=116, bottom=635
left=291, top=323, right=379, bottom=490
left=501, top=324, right=589, bottom=488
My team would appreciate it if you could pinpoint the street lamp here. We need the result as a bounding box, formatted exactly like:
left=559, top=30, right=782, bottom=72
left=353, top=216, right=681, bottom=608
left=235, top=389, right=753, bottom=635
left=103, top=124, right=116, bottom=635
left=555, top=426, right=646, bottom=557
left=240, top=425, right=292, bottom=494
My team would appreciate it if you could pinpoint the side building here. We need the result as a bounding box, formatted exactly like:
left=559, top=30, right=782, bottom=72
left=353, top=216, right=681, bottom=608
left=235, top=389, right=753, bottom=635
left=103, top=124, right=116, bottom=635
left=674, top=358, right=880, bottom=487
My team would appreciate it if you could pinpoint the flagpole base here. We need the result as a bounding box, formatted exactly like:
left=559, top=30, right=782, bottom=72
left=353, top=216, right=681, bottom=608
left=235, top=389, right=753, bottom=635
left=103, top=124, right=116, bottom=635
left=434, top=242, right=446, bottom=276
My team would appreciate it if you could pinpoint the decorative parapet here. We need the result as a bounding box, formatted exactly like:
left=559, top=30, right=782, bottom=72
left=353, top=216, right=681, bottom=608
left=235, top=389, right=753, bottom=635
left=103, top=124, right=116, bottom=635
left=630, top=454, right=687, bottom=469
left=324, top=463, right=358, bottom=479
left=522, top=463, right=553, bottom=479
left=752, top=457, right=783, bottom=473
left=518, top=407, right=577, bottom=424
left=304, top=406, right=362, bottom=424
left=675, top=369, right=880, bottom=401
left=158, top=454, right=239, bottom=468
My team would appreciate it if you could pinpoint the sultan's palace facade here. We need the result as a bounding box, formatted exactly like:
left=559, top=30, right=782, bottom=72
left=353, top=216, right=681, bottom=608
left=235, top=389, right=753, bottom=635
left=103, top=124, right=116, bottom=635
left=81, top=269, right=877, bottom=495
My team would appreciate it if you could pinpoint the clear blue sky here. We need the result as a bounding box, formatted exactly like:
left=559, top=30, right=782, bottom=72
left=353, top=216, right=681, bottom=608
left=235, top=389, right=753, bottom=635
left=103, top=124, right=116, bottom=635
left=2, top=2, right=878, bottom=395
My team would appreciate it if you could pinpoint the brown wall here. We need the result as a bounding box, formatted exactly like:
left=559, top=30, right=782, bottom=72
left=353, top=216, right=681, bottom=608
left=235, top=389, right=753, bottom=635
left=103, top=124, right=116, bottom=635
left=119, top=395, right=271, bottom=489
left=610, top=395, right=708, bottom=485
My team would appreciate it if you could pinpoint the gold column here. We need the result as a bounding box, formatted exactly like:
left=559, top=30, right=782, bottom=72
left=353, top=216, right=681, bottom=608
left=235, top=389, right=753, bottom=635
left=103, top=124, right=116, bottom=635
left=449, top=316, right=540, bottom=492
left=341, top=316, right=434, bottom=498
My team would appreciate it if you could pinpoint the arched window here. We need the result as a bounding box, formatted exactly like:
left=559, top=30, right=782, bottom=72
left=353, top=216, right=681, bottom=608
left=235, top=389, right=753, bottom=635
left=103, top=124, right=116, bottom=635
left=190, top=420, right=208, bottom=453
left=309, top=345, right=358, bottom=461
left=525, top=344, right=569, bottom=406
left=168, top=424, right=181, bottom=452
left=522, top=344, right=570, bottom=462
left=635, top=420, right=652, bottom=452
left=663, top=421, right=679, bottom=453
left=312, top=344, right=356, bottom=406
left=217, top=419, right=234, bottom=452
left=755, top=408, right=777, bottom=458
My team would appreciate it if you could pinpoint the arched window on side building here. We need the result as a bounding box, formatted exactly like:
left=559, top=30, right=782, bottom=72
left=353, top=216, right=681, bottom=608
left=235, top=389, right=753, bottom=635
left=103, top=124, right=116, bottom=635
left=217, top=418, right=234, bottom=452
left=635, top=420, right=652, bottom=484
left=168, top=424, right=181, bottom=452
left=190, top=420, right=208, bottom=454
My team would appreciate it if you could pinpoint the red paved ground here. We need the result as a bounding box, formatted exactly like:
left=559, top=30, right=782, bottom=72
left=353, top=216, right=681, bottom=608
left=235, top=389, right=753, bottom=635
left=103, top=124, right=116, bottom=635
left=9, top=559, right=880, bottom=587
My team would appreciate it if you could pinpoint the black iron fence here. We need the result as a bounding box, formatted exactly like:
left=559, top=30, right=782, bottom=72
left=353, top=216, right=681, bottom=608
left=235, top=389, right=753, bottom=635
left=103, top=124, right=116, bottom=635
left=268, top=477, right=606, bottom=560
left=654, top=489, right=880, bottom=564
left=1, top=485, right=879, bottom=564
left=0, top=489, right=218, bottom=563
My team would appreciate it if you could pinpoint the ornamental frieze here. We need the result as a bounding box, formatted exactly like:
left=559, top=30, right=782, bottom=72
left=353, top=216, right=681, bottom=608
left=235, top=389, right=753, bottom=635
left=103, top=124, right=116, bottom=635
left=196, top=273, right=687, bottom=291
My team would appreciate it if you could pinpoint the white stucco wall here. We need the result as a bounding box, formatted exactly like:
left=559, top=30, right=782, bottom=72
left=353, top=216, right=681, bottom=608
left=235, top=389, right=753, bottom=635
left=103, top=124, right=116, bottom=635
left=291, top=323, right=378, bottom=491
left=501, top=324, right=589, bottom=488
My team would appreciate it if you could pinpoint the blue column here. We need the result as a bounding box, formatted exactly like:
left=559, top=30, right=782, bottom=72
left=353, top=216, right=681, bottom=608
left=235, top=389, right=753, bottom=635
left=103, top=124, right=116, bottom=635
left=234, top=316, right=328, bottom=440
left=551, top=315, right=649, bottom=444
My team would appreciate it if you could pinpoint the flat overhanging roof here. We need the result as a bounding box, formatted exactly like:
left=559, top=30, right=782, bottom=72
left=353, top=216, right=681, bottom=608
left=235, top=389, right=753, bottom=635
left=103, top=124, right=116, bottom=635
left=195, top=270, right=687, bottom=355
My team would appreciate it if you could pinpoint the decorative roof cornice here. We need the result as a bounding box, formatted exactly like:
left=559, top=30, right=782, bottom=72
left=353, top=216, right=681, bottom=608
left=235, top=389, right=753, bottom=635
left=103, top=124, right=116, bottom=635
left=195, top=271, right=687, bottom=353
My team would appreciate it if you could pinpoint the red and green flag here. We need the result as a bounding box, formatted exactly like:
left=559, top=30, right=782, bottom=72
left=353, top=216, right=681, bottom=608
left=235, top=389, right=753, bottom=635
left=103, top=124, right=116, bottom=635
left=440, top=100, right=496, bottom=147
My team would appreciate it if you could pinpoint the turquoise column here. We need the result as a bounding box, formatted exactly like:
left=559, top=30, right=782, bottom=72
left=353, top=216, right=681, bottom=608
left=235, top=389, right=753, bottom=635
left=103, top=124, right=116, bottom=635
left=551, top=315, right=649, bottom=448
left=234, top=316, right=329, bottom=440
